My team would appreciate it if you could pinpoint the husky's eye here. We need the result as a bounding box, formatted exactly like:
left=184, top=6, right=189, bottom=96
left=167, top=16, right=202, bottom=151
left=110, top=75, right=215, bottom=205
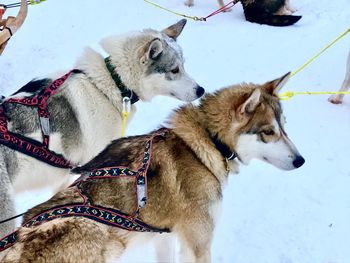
left=262, top=130, right=275, bottom=136
left=171, top=67, right=179, bottom=74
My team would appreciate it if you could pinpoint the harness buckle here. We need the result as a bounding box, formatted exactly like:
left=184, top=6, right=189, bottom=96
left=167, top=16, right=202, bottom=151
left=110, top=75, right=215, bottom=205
left=40, top=116, right=50, bottom=136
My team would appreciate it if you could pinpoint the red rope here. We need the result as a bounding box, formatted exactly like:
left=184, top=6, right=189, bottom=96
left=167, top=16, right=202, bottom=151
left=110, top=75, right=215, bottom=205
left=204, top=0, right=240, bottom=20
left=0, top=6, right=5, bottom=19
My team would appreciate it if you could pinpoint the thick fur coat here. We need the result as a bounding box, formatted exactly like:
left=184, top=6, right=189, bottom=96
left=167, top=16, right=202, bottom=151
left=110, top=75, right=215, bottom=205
left=0, top=19, right=203, bottom=238
left=1, top=73, right=305, bottom=263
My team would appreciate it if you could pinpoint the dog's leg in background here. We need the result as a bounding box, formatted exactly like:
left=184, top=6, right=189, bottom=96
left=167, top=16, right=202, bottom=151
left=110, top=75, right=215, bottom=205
left=184, top=0, right=194, bottom=7
left=329, top=51, right=350, bottom=104
left=185, top=0, right=231, bottom=10
left=285, top=0, right=297, bottom=13
left=0, top=169, right=16, bottom=261
left=0, top=188, right=15, bottom=238
left=177, top=223, right=213, bottom=263
left=154, top=234, right=176, bottom=263
left=276, top=5, right=293, bottom=15
left=217, top=0, right=232, bottom=12
left=0, top=157, right=16, bottom=240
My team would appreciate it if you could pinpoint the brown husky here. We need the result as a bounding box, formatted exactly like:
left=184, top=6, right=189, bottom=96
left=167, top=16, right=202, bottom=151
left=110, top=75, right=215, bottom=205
left=1, top=73, right=304, bottom=263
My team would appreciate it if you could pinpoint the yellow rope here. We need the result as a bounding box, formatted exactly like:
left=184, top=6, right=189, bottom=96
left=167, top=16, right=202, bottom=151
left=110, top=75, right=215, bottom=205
left=143, top=0, right=205, bottom=21
left=29, top=0, right=46, bottom=5
left=121, top=97, right=131, bottom=137
left=279, top=27, right=350, bottom=100
left=279, top=91, right=350, bottom=101
left=121, top=111, right=129, bottom=137
left=143, top=1, right=349, bottom=102
left=291, top=27, right=350, bottom=77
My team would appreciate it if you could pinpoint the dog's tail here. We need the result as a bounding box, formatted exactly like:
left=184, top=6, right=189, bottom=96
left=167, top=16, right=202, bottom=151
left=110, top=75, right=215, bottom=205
left=245, top=12, right=302, bottom=27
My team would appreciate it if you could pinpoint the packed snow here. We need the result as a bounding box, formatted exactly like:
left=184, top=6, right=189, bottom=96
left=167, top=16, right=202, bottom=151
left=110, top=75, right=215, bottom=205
left=0, top=0, right=349, bottom=262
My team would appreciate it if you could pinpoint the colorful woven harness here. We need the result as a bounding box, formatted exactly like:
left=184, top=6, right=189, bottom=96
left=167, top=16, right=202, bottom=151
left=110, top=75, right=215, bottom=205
left=0, top=62, right=139, bottom=169
left=0, top=70, right=81, bottom=168
left=0, top=129, right=170, bottom=252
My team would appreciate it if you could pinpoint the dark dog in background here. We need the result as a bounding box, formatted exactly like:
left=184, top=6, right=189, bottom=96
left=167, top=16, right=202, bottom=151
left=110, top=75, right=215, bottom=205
left=242, top=0, right=301, bottom=26
left=185, top=0, right=302, bottom=27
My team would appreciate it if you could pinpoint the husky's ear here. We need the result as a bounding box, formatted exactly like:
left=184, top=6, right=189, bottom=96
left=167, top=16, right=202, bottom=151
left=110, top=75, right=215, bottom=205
left=263, top=72, right=291, bottom=95
left=237, top=89, right=261, bottom=117
left=140, top=38, right=163, bottom=64
left=162, top=19, right=187, bottom=40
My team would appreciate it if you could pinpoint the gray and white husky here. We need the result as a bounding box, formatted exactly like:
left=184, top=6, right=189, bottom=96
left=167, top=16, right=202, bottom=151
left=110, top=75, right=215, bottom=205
left=0, top=19, right=204, bottom=238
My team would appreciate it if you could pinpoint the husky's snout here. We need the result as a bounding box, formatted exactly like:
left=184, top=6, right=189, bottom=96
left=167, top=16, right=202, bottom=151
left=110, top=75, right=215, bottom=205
left=292, top=155, right=305, bottom=168
left=196, top=85, right=205, bottom=98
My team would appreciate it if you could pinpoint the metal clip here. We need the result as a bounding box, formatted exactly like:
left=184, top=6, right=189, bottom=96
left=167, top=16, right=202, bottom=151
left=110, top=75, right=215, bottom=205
left=40, top=116, right=50, bottom=136
left=193, top=16, right=206, bottom=21
left=122, top=97, right=131, bottom=113
left=137, top=184, right=147, bottom=209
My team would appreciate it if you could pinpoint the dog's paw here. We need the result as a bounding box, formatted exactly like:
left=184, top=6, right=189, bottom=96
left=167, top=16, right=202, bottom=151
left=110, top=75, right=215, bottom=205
left=276, top=7, right=292, bottom=15
left=328, top=95, right=343, bottom=104
left=287, top=6, right=297, bottom=13
left=184, top=0, right=194, bottom=7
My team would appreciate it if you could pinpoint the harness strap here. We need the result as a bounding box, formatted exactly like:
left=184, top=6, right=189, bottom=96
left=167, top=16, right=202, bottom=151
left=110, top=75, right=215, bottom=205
left=0, top=105, right=72, bottom=168
left=23, top=204, right=169, bottom=233
left=0, top=71, right=81, bottom=168
left=6, top=70, right=79, bottom=148
left=0, top=203, right=169, bottom=252
left=84, top=129, right=167, bottom=215
left=0, top=232, right=16, bottom=252
left=0, top=127, right=73, bottom=168
left=0, top=129, right=169, bottom=253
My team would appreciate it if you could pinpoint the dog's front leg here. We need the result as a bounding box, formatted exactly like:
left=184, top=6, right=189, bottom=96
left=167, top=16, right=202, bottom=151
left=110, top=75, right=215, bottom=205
left=154, top=233, right=176, bottom=263
left=276, top=5, right=292, bottom=15
left=184, top=0, right=194, bottom=7
left=0, top=175, right=16, bottom=239
left=177, top=222, right=213, bottom=263
left=217, top=0, right=231, bottom=12
left=329, top=51, right=350, bottom=104
left=285, top=0, right=297, bottom=13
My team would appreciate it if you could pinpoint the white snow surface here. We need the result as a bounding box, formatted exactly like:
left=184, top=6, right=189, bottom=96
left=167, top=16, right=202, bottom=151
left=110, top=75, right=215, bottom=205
left=1, top=0, right=350, bottom=262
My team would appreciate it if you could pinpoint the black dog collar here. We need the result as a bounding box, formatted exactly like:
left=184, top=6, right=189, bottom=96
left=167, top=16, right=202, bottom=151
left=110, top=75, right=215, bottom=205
left=210, top=134, right=237, bottom=161
left=105, top=57, right=139, bottom=104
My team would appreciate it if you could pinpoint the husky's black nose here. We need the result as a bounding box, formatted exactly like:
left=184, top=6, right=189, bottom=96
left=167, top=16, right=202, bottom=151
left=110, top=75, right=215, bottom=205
left=196, top=86, right=205, bottom=98
left=293, top=155, right=305, bottom=168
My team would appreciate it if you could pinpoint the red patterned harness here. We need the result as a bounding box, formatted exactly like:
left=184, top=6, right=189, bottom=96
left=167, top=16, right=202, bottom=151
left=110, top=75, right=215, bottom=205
left=0, top=70, right=79, bottom=168
left=0, top=70, right=169, bottom=253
